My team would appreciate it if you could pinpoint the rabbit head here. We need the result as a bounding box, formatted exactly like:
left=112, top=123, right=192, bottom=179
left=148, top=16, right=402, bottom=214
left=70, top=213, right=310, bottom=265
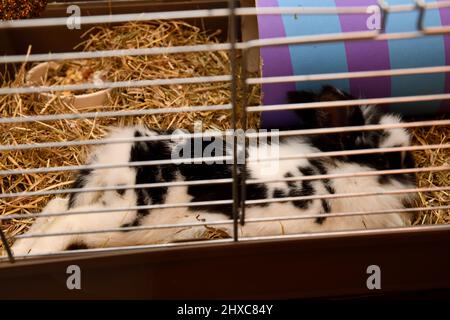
left=288, top=86, right=416, bottom=176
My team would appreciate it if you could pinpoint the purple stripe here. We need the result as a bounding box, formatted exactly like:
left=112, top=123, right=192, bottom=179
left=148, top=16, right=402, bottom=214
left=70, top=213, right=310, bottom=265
left=335, top=0, right=391, bottom=102
left=439, top=0, right=450, bottom=113
left=258, top=0, right=297, bottom=128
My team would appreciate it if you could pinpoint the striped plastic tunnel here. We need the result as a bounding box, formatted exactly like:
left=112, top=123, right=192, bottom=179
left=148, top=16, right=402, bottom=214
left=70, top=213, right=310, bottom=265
left=257, top=0, right=450, bottom=128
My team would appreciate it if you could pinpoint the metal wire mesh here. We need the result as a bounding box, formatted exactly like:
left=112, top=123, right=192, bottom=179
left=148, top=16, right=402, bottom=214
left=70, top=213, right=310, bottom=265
left=0, top=0, right=449, bottom=262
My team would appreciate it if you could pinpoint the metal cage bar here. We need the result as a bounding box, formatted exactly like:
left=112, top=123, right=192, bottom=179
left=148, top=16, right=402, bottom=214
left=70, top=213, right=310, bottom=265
left=1, top=2, right=449, bottom=264
left=1, top=144, right=449, bottom=176
left=228, top=0, right=240, bottom=242
left=1, top=185, right=448, bottom=222
left=4, top=35, right=450, bottom=95
left=0, top=75, right=232, bottom=95
left=12, top=205, right=450, bottom=241
left=1, top=109, right=448, bottom=144
left=2, top=118, right=449, bottom=152
left=0, top=165, right=448, bottom=200
left=2, top=2, right=449, bottom=29
left=4, top=224, right=450, bottom=262
left=1, top=143, right=449, bottom=177
left=0, top=228, right=14, bottom=262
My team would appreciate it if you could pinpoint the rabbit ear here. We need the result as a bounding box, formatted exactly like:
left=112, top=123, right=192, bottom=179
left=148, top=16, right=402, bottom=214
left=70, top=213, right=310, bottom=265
left=315, top=86, right=365, bottom=129
left=288, top=86, right=367, bottom=151
left=287, top=90, right=317, bottom=104
left=287, top=90, right=319, bottom=129
left=288, top=86, right=364, bottom=130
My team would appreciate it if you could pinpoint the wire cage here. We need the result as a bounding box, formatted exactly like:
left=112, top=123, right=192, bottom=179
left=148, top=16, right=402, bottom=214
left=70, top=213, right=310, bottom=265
left=0, top=0, right=449, bottom=299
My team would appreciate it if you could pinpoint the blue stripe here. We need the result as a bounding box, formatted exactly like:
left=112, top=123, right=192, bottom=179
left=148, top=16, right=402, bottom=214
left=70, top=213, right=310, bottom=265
left=386, top=0, right=445, bottom=115
left=278, top=0, right=350, bottom=93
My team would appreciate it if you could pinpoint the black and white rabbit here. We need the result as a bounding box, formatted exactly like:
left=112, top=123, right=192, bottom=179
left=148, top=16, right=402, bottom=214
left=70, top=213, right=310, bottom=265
left=10, top=86, right=417, bottom=256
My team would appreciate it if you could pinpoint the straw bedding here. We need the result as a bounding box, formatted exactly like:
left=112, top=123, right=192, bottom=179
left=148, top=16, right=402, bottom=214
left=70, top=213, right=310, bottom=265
left=411, top=123, right=450, bottom=225
left=0, top=21, right=260, bottom=251
left=0, top=20, right=448, bottom=254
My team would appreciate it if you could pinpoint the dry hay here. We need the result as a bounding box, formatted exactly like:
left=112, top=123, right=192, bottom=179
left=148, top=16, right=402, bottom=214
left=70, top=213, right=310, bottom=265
left=411, top=123, right=450, bottom=225
left=0, top=20, right=448, bottom=255
left=30, top=60, right=109, bottom=95
left=0, top=21, right=260, bottom=252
